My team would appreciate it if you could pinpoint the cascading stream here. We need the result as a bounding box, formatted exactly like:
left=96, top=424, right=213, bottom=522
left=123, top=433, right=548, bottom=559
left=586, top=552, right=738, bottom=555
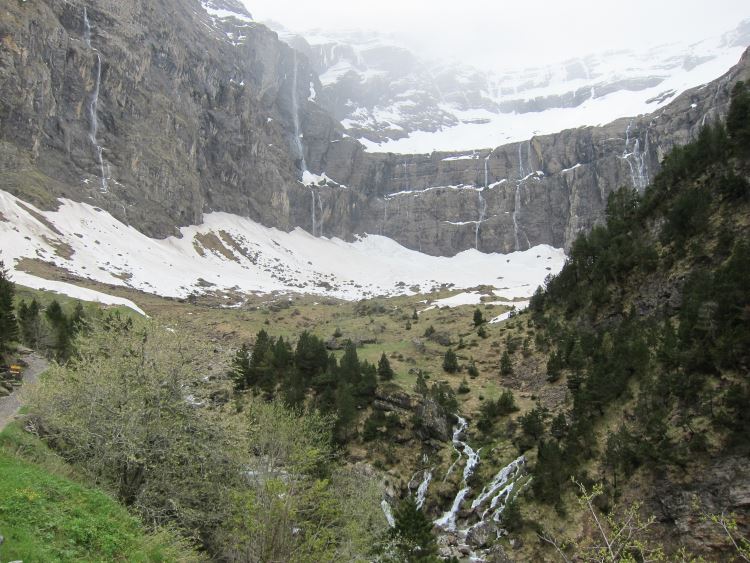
left=435, top=416, right=480, bottom=531
left=410, top=468, right=433, bottom=510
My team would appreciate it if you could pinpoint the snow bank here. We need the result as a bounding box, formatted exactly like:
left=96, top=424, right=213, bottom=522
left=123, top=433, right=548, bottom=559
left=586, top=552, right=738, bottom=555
left=0, top=190, right=564, bottom=302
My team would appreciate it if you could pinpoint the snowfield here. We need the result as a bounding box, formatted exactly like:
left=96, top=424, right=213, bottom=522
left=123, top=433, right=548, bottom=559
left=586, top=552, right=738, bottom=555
left=0, top=190, right=564, bottom=307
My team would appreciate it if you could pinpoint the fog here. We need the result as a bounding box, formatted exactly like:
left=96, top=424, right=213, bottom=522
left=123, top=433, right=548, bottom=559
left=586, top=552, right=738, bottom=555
left=243, top=0, right=750, bottom=70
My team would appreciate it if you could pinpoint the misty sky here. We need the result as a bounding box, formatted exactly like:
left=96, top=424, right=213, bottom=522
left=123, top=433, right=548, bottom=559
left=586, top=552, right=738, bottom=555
left=243, top=0, right=750, bottom=69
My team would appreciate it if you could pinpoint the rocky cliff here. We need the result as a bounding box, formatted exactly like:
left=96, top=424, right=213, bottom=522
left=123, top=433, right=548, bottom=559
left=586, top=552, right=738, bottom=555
left=1, top=0, right=749, bottom=256
left=0, top=0, right=340, bottom=238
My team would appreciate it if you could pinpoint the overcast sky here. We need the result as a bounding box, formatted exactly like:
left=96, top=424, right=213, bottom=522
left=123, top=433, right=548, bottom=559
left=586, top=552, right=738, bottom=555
left=243, top=0, right=750, bottom=69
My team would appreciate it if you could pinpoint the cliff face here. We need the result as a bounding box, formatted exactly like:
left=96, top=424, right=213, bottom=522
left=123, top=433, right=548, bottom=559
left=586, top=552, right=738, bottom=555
left=1, top=0, right=748, bottom=255
left=312, top=55, right=748, bottom=255
left=0, top=0, right=339, bottom=238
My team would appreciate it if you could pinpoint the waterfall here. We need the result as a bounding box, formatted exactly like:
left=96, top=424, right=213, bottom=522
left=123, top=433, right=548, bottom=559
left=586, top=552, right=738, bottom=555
left=435, top=416, right=481, bottom=531
left=621, top=120, right=649, bottom=192
left=410, top=469, right=433, bottom=510
left=83, top=8, right=108, bottom=194
left=475, top=156, right=489, bottom=250
left=316, top=190, right=323, bottom=237
left=309, top=188, right=316, bottom=237
left=291, top=50, right=306, bottom=173
left=83, top=7, right=92, bottom=48
left=382, top=197, right=388, bottom=235
left=381, top=500, right=395, bottom=528
left=470, top=455, right=525, bottom=520
left=512, top=142, right=530, bottom=252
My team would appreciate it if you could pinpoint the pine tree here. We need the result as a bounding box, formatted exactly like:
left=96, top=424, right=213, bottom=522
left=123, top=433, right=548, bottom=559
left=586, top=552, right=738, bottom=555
left=230, top=343, right=252, bottom=390
left=391, top=496, right=438, bottom=561
left=473, top=308, right=485, bottom=327
left=45, top=300, right=71, bottom=361
left=339, top=340, right=361, bottom=387
left=442, top=348, right=458, bottom=373
left=378, top=352, right=394, bottom=381
left=334, top=383, right=357, bottom=443
left=0, top=262, right=19, bottom=354
left=500, top=350, right=513, bottom=376
left=18, top=299, right=43, bottom=348
left=357, top=361, right=377, bottom=403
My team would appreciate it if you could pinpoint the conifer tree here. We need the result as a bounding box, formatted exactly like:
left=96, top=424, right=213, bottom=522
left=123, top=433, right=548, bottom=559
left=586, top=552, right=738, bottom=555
left=473, top=308, right=485, bottom=327
left=442, top=348, right=458, bottom=373
left=500, top=350, right=513, bottom=376
left=378, top=352, right=394, bottom=381
left=0, top=262, right=18, bottom=354
left=45, top=300, right=71, bottom=361
left=230, top=343, right=252, bottom=390
left=391, top=496, right=438, bottom=561
left=18, top=299, right=42, bottom=348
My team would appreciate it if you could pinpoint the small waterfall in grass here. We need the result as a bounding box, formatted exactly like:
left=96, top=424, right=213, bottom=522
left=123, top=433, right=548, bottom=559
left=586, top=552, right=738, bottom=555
left=381, top=500, right=395, bottom=528
left=435, top=416, right=480, bottom=531
left=409, top=468, right=433, bottom=510
left=429, top=415, right=529, bottom=561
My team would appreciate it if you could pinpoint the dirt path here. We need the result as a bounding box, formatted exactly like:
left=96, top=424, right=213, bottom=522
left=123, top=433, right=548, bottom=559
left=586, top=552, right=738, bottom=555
left=0, top=353, right=48, bottom=431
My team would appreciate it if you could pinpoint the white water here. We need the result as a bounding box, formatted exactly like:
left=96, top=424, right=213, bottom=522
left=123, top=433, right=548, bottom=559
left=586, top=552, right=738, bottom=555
left=475, top=157, right=489, bottom=250
left=381, top=500, right=396, bottom=528
left=620, top=120, right=650, bottom=192
left=309, top=188, right=316, bottom=237
left=429, top=416, right=529, bottom=560
left=470, top=455, right=525, bottom=520
left=83, top=9, right=108, bottom=194
left=410, top=469, right=433, bottom=510
left=290, top=51, right=307, bottom=173
left=435, top=416, right=481, bottom=531
left=83, top=7, right=92, bottom=48
left=512, top=141, right=530, bottom=252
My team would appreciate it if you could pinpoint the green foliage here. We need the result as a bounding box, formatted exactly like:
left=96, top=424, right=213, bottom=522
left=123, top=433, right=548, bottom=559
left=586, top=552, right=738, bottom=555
left=230, top=342, right=252, bottom=390
left=0, top=262, right=19, bottom=354
left=457, top=377, right=470, bottom=394
left=500, top=497, right=523, bottom=533
left=727, top=80, right=750, bottom=154
left=477, top=389, right=518, bottom=433
left=499, top=350, right=513, bottom=376
left=390, top=496, right=439, bottom=562
left=28, top=318, right=244, bottom=538
left=442, top=347, right=458, bottom=373
left=473, top=308, right=485, bottom=327
left=378, top=352, right=395, bottom=381
left=0, top=436, right=199, bottom=562
left=467, top=359, right=479, bottom=378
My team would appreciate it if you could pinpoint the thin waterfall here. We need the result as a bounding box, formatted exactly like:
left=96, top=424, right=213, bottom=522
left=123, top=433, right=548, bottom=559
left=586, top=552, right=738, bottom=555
left=83, top=8, right=108, bottom=194
left=291, top=50, right=306, bottom=173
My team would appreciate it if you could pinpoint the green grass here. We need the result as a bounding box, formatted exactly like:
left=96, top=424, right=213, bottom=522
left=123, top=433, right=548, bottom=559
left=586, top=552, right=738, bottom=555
left=0, top=424, right=199, bottom=562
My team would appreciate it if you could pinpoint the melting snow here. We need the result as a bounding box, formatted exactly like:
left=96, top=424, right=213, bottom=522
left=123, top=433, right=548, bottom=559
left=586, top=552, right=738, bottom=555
left=0, top=190, right=564, bottom=303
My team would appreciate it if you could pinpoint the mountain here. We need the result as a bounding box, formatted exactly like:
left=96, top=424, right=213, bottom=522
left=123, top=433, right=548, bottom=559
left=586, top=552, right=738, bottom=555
left=0, top=0, right=748, bottom=273
left=274, top=21, right=750, bottom=152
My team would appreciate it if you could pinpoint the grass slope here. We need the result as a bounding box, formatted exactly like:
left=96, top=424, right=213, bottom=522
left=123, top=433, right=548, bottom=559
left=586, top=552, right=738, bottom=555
left=0, top=423, right=197, bottom=562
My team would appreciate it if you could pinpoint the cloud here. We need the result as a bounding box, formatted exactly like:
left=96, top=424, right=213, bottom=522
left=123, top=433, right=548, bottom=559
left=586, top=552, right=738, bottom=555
left=244, top=0, right=750, bottom=69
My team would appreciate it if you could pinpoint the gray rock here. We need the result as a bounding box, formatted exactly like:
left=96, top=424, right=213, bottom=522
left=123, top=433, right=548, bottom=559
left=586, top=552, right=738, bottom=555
left=2, top=1, right=749, bottom=259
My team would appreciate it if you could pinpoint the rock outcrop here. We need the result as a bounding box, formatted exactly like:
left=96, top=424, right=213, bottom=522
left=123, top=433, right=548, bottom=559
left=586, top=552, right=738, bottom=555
left=1, top=0, right=749, bottom=256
